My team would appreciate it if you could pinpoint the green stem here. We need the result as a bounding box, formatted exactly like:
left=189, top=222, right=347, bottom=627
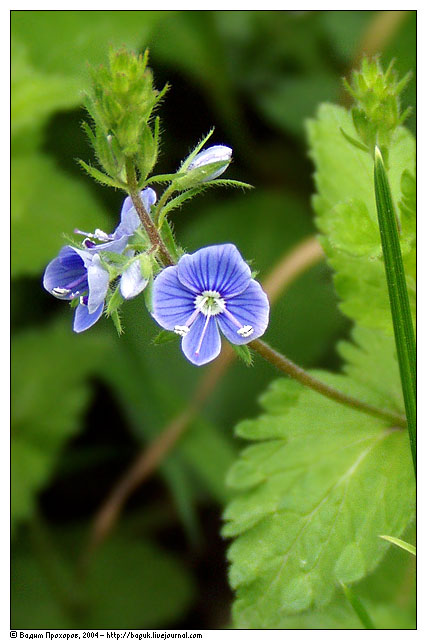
left=125, top=159, right=174, bottom=266
left=374, top=147, right=416, bottom=472
left=341, top=582, right=376, bottom=630
left=249, top=338, right=407, bottom=427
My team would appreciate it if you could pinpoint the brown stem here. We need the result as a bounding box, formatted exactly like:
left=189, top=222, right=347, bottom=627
left=125, top=159, right=174, bottom=266
left=249, top=338, right=407, bottom=428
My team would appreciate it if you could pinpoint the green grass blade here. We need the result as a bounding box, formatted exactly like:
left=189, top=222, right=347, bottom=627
left=380, top=535, right=416, bottom=556
left=341, top=582, right=376, bottom=629
left=374, top=146, right=416, bottom=473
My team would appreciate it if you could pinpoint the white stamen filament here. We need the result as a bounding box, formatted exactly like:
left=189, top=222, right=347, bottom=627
left=195, top=311, right=212, bottom=356
left=174, top=297, right=207, bottom=335
left=222, top=307, right=253, bottom=337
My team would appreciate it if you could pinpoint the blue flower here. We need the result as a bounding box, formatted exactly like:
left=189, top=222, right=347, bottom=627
left=43, top=245, right=110, bottom=332
left=152, top=244, right=269, bottom=365
left=43, top=188, right=157, bottom=331
left=187, top=145, right=232, bottom=181
left=75, top=187, right=157, bottom=248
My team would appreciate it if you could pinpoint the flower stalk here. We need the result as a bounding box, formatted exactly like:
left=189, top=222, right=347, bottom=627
left=249, top=338, right=407, bottom=427
left=125, top=158, right=174, bottom=266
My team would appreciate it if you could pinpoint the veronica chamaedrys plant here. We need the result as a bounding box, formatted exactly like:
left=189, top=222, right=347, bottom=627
left=151, top=244, right=270, bottom=365
left=43, top=187, right=156, bottom=330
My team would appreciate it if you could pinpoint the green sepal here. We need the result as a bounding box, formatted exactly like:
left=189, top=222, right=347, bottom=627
left=143, top=277, right=154, bottom=314
left=78, top=160, right=126, bottom=189
left=174, top=161, right=230, bottom=190
left=110, top=309, right=124, bottom=336
left=160, top=220, right=181, bottom=262
left=157, top=188, right=204, bottom=227
left=202, top=179, right=253, bottom=190
left=339, top=127, right=369, bottom=153
left=179, top=129, right=215, bottom=171
left=136, top=123, right=158, bottom=184
left=230, top=343, right=254, bottom=367
left=152, top=330, right=180, bottom=346
left=105, top=284, right=124, bottom=317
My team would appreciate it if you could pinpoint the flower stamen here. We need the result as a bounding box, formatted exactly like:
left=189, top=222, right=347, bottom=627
left=222, top=307, right=253, bottom=337
left=195, top=311, right=212, bottom=356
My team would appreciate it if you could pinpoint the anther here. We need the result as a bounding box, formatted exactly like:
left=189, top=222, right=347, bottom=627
left=237, top=325, right=254, bottom=337
left=174, top=325, right=190, bottom=336
left=52, top=287, right=71, bottom=298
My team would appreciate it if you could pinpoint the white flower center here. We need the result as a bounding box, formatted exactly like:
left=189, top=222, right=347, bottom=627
left=173, top=289, right=254, bottom=352
left=194, top=290, right=226, bottom=316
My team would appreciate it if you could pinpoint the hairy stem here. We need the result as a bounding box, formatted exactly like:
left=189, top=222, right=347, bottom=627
left=249, top=338, right=407, bottom=428
left=125, top=159, right=174, bottom=266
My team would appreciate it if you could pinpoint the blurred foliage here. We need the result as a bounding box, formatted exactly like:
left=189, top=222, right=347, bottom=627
left=11, top=10, right=415, bottom=630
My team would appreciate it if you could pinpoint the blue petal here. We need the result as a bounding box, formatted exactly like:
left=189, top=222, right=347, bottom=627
left=181, top=314, right=221, bottom=366
left=177, top=244, right=252, bottom=298
left=87, top=254, right=110, bottom=313
left=115, top=188, right=157, bottom=238
left=120, top=260, right=148, bottom=299
left=73, top=301, right=104, bottom=333
left=217, top=279, right=270, bottom=345
left=43, top=246, right=86, bottom=297
left=152, top=265, right=196, bottom=330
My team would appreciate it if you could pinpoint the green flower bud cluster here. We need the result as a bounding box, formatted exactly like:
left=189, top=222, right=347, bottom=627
left=343, top=57, right=411, bottom=161
left=81, top=48, right=167, bottom=188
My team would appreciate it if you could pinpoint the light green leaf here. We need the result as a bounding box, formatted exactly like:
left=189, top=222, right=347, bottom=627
left=11, top=37, right=81, bottom=139
left=224, top=329, right=414, bottom=628
left=11, top=152, right=111, bottom=278
left=307, top=103, right=415, bottom=334
left=11, top=318, right=111, bottom=533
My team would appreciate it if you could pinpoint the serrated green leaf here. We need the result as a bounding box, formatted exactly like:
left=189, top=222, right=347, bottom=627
left=307, top=103, right=415, bottom=334
left=224, top=329, right=414, bottom=628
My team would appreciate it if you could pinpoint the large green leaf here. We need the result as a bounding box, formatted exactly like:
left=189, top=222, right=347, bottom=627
left=11, top=37, right=81, bottom=140
left=223, top=329, right=414, bottom=628
left=11, top=318, right=111, bottom=533
left=11, top=152, right=111, bottom=278
left=307, top=104, right=415, bottom=334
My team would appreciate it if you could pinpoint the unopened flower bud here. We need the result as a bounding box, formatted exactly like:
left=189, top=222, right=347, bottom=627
left=188, top=145, right=232, bottom=181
